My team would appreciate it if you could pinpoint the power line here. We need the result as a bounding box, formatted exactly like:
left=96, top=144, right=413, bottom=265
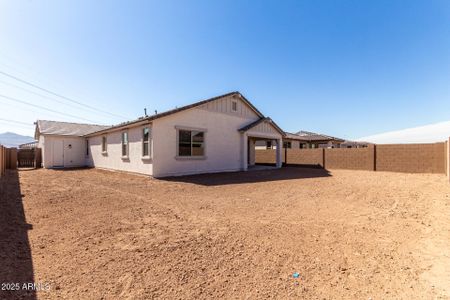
left=0, top=79, right=115, bottom=118
left=0, top=100, right=84, bottom=123
left=0, top=118, right=34, bottom=126
left=0, top=70, right=130, bottom=120
left=0, top=93, right=98, bottom=123
left=0, top=121, right=35, bottom=130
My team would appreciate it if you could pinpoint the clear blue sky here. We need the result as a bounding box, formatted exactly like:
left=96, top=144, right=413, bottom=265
left=0, top=0, right=449, bottom=139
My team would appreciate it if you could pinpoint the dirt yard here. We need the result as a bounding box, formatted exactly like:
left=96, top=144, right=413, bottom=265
left=1, top=167, right=449, bottom=299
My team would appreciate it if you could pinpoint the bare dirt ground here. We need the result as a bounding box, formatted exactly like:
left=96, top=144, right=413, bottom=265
left=1, top=167, right=449, bottom=299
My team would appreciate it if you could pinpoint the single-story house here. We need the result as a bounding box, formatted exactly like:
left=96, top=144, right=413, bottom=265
left=35, top=92, right=285, bottom=177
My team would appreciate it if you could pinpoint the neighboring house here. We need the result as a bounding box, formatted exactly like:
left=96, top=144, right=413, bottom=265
left=339, top=140, right=370, bottom=148
left=294, top=131, right=345, bottom=148
left=35, top=92, right=285, bottom=177
left=256, top=130, right=346, bottom=149
left=18, top=141, right=38, bottom=149
left=255, top=133, right=300, bottom=149
left=286, top=130, right=344, bottom=149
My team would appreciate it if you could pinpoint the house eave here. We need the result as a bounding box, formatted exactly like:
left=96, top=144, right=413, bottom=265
left=84, top=119, right=152, bottom=137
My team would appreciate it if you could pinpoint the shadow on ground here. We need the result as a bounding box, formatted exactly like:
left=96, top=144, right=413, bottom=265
left=0, top=170, right=36, bottom=299
left=161, top=166, right=331, bottom=186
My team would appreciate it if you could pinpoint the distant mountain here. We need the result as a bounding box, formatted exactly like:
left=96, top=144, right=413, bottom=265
left=0, top=132, right=35, bottom=148
left=357, top=121, right=450, bottom=144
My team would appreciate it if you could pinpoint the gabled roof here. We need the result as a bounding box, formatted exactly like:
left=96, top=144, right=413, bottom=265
left=36, top=120, right=111, bottom=137
left=85, top=91, right=265, bottom=137
left=238, top=117, right=285, bottom=136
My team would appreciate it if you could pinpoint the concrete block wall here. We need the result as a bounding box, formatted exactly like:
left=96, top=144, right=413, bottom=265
left=287, top=148, right=324, bottom=167
left=325, top=146, right=374, bottom=170
left=446, top=141, right=448, bottom=176
left=376, top=143, right=445, bottom=173
left=254, top=149, right=285, bottom=164
left=255, top=141, right=449, bottom=175
left=446, top=139, right=449, bottom=181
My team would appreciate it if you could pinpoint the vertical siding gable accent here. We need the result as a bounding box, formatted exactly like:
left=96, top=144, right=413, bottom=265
left=197, top=95, right=260, bottom=119
left=247, top=122, right=280, bottom=135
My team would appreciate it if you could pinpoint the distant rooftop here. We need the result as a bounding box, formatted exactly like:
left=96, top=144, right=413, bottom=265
left=295, top=130, right=345, bottom=142
left=284, top=130, right=345, bottom=142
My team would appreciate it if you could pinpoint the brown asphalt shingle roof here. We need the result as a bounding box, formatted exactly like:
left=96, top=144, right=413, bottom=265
left=36, top=120, right=111, bottom=137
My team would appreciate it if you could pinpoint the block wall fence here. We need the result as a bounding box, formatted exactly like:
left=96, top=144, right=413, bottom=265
left=255, top=141, right=450, bottom=176
left=445, top=137, right=450, bottom=181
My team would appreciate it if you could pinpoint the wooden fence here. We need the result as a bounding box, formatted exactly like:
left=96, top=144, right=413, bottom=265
left=5, top=148, right=18, bottom=169
left=0, top=147, right=42, bottom=177
left=256, top=141, right=449, bottom=175
left=0, top=145, right=5, bottom=177
left=0, top=147, right=18, bottom=177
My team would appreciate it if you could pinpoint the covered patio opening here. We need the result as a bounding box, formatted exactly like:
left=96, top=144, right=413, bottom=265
left=242, top=134, right=283, bottom=171
left=238, top=117, right=285, bottom=172
left=248, top=137, right=282, bottom=170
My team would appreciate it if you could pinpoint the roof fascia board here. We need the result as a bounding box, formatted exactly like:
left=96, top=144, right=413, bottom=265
left=84, top=119, right=151, bottom=137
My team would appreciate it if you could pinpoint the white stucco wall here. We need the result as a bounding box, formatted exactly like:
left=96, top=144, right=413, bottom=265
left=40, top=135, right=87, bottom=168
left=87, top=125, right=153, bottom=175
left=151, top=107, right=260, bottom=177
left=75, top=94, right=282, bottom=177
left=38, top=135, right=46, bottom=167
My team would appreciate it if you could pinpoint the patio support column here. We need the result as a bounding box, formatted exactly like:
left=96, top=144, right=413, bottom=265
left=248, top=138, right=255, bottom=166
left=275, top=138, right=282, bottom=168
left=242, top=133, right=248, bottom=171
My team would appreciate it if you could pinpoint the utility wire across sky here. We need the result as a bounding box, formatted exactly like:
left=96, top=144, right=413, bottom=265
left=0, top=118, right=34, bottom=126
left=0, top=79, right=120, bottom=118
left=0, top=70, right=130, bottom=120
left=0, top=93, right=98, bottom=123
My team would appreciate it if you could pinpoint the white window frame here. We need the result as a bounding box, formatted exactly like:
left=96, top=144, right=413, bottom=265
left=121, top=131, right=129, bottom=159
left=101, top=135, right=108, bottom=154
left=175, top=126, right=207, bottom=160
left=142, top=126, right=152, bottom=159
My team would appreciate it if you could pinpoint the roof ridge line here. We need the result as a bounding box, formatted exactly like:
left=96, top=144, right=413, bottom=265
left=37, top=119, right=110, bottom=126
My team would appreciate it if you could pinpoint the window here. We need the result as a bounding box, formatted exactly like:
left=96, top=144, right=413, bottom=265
left=231, top=101, right=238, bottom=112
left=101, top=136, right=107, bottom=153
left=178, top=130, right=204, bottom=157
left=283, top=141, right=292, bottom=149
left=121, top=132, right=129, bottom=157
left=300, top=143, right=307, bottom=149
left=142, top=127, right=151, bottom=157
left=86, top=140, right=89, bottom=156
left=266, top=141, right=272, bottom=149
